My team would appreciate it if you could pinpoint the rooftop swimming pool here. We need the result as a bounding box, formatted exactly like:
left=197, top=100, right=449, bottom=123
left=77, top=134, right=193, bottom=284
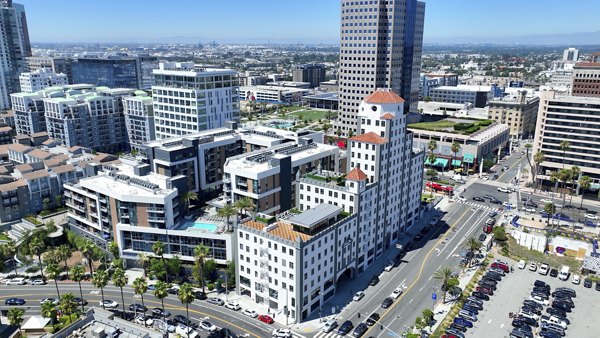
left=185, top=221, right=218, bottom=232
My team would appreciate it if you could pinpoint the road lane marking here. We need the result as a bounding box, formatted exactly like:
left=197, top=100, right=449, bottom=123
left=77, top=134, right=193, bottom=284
left=437, top=209, right=482, bottom=256
left=408, top=299, right=413, bottom=304
left=446, top=212, right=488, bottom=259
left=488, top=319, right=492, bottom=324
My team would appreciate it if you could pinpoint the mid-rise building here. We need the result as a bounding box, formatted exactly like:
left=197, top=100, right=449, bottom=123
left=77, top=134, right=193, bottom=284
left=488, top=91, right=540, bottom=140
left=236, top=89, right=424, bottom=322
left=19, top=68, right=68, bottom=93
left=10, top=91, right=47, bottom=135
left=337, top=0, right=425, bottom=135
left=72, top=56, right=141, bottom=89
left=0, top=0, right=31, bottom=109
left=239, top=71, right=268, bottom=87
left=563, top=48, right=580, bottom=62
left=152, top=62, right=240, bottom=139
left=420, top=72, right=459, bottom=100
left=571, top=61, right=600, bottom=98
left=533, top=91, right=600, bottom=185
left=240, top=85, right=309, bottom=103
left=137, top=55, right=159, bottom=90
left=429, top=85, right=492, bottom=108
left=123, top=94, right=155, bottom=151
left=292, top=63, right=326, bottom=88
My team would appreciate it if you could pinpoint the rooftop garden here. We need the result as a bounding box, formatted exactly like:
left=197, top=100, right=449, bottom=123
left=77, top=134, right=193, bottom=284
left=408, top=118, right=493, bottom=135
left=305, top=172, right=346, bottom=186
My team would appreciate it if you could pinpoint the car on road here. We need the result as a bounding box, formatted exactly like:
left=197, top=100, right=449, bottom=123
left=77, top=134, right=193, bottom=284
left=369, top=276, right=380, bottom=286
left=5, top=298, right=26, bottom=305
left=258, top=315, right=274, bottom=324
left=478, top=233, right=487, bottom=242
left=5, top=278, right=26, bottom=285
left=490, top=198, right=502, bottom=204
left=381, top=297, right=394, bottom=308
left=337, top=320, right=354, bottom=335
left=457, top=195, right=466, bottom=202
left=473, top=196, right=485, bottom=202
left=173, top=315, right=189, bottom=325
left=503, top=202, right=515, bottom=208
left=31, top=279, right=46, bottom=285
left=549, top=268, right=559, bottom=278
left=352, top=323, right=368, bottom=337
left=199, top=321, right=217, bottom=332
left=40, top=298, right=59, bottom=305
left=135, top=316, right=154, bottom=326
left=528, top=262, right=538, bottom=271
left=129, top=303, right=147, bottom=313
left=498, top=187, right=510, bottom=193
left=207, top=297, right=225, bottom=306
left=242, top=309, right=258, bottom=318
left=322, top=319, right=338, bottom=333
left=384, top=261, right=394, bottom=272
left=517, top=260, right=526, bottom=269
left=73, top=298, right=87, bottom=306
left=365, top=313, right=380, bottom=326
left=152, top=308, right=171, bottom=318
left=538, top=264, right=550, bottom=275
left=584, top=278, right=593, bottom=288
left=523, top=207, right=536, bottom=213
left=100, top=300, right=118, bottom=308
left=488, top=211, right=498, bottom=217
left=353, top=291, right=365, bottom=301
left=225, top=301, right=241, bottom=311
left=390, top=286, right=403, bottom=299
left=585, top=213, right=598, bottom=220
left=540, top=198, right=553, bottom=204
left=272, top=328, right=292, bottom=338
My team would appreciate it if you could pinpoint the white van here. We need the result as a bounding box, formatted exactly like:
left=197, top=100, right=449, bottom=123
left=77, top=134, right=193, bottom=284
left=558, top=266, right=570, bottom=280
left=5, top=277, right=26, bottom=285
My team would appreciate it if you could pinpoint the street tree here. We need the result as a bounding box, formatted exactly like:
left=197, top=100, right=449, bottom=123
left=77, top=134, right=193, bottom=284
left=178, top=283, right=195, bottom=336
left=433, top=266, right=454, bottom=303
left=92, top=269, right=109, bottom=309
left=29, top=236, right=46, bottom=279
left=46, top=262, right=62, bottom=299
left=69, top=265, right=86, bottom=312
left=112, top=267, right=128, bottom=318
left=133, top=277, right=148, bottom=321
left=153, top=281, right=169, bottom=324
left=7, top=308, right=25, bottom=334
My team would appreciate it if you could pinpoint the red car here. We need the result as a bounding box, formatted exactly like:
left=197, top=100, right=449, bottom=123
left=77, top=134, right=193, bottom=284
left=490, top=262, right=509, bottom=273
left=475, top=285, right=494, bottom=295
left=257, top=315, right=274, bottom=324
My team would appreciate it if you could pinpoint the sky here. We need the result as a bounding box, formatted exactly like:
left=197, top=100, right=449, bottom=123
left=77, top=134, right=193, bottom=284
left=16, top=0, right=600, bottom=44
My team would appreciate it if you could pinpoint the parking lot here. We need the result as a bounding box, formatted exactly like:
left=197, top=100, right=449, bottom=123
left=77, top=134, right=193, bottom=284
left=464, top=259, right=600, bottom=337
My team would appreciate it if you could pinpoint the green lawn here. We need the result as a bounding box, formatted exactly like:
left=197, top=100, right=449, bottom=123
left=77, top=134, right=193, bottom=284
left=408, top=120, right=457, bottom=131
left=286, top=110, right=329, bottom=122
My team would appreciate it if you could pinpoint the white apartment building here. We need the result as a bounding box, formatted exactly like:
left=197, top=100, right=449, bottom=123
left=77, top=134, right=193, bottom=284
left=123, top=94, right=155, bottom=151
left=19, top=68, right=68, bottom=93
left=236, top=89, right=424, bottom=322
left=152, top=62, right=240, bottom=139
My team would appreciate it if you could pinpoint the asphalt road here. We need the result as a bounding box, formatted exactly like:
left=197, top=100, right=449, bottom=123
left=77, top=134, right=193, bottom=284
left=0, top=283, right=281, bottom=338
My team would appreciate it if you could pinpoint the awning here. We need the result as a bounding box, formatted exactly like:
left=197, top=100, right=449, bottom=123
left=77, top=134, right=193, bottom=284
left=425, top=158, right=449, bottom=167
left=452, top=159, right=462, bottom=166
left=463, top=153, right=475, bottom=164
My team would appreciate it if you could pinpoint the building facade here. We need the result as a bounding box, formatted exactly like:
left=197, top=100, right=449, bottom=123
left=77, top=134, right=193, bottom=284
left=240, top=85, right=309, bottom=103
left=488, top=91, right=540, bottom=140
left=533, top=91, right=600, bottom=186
left=337, top=0, right=425, bottom=135
left=236, top=89, right=424, bottom=322
left=19, top=68, right=68, bottom=93
left=152, top=62, right=240, bottom=139
left=429, top=85, right=492, bottom=108
left=0, top=0, right=31, bottom=110
left=571, top=62, right=600, bottom=98
left=563, top=48, right=580, bottom=62
left=292, top=64, right=326, bottom=88
left=10, top=91, right=46, bottom=135
left=123, top=94, right=155, bottom=151
left=72, top=56, right=141, bottom=89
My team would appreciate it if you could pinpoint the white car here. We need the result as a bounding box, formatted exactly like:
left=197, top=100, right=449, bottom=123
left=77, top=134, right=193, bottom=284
left=322, top=319, right=338, bottom=333
left=585, top=213, right=599, bottom=220
left=529, top=296, right=549, bottom=306
left=225, top=301, right=241, bottom=311
left=272, top=329, right=293, bottom=338
left=353, top=291, right=365, bottom=301
left=523, top=207, right=536, bottom=213
left=517, top=260, right=526, bottom=269
left=31, top=279, right=46, bottom=285
left=384, top=261, right=394, bottom=272
left=540, top=198, right=553, bottom=204
left=40, top=298, right=59, bottom=305
left=497, top=187, right=510, bottom=193
left=100, top=300, right=119, bottom=308
left=242, top=308, right=258, bottom=318
left=528, top=262, right=538, bottom=272
left=390, top=287, right=403, bottom=299
left=518, top=310, right=539, bottom=320
left=538, top=264, right=549, bottom=275
left=572, top=274, right=581, bottom=285
left=5, top=278, right=26, bottom=285
left=176, top=324, right=198, bottom=338
left=199, top=321, right=217, bottom=332
left=135, top=316, right=154, bottom=326
left=457, top=195, right=467, bottom=202
left=502, top=202, right=515, bottom=208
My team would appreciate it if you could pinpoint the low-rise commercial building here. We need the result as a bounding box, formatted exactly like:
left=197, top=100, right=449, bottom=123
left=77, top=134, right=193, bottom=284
left=429, top=85, right=492, bottom=108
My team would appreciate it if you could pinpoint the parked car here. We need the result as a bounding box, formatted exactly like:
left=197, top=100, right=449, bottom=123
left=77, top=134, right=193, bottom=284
left=571, top=275, right=581, bottom=285
left=194, top=291, right=207, bottom=300
left=549, top=268, right=559, bottom=278
left=517, top=260, right=526, bottom=269
left=225, top=301, right=241, bottom=311
left=207, top=297, right=225, bottom=306
left=471, top=291, right=489, bottom=301
left=5, top=278, right=27, bottom=285
left=100, top=300, right=118, bottom=308
left=322, top=319, right=338, bottom=333
left=538, top=264, right=550, bottom=275
left=584, top=213, right=599, bottom=220
left=478, top=233, right=487, bottom=242
left=584, top=278, right=593, bottom=288
left=272, top=328, right=292, bottom=338
left=453, top=317, right=473, bottom=328
left=31, top=279, right=46, bottom=285
left=529, top=296, right=549, bottom=306
left=353, top=291, right=365, bottom=301
left=258, top=315, right=274, bottom=324
left=546, top=307, right=567, bottom=318
left=384, top=261, right=394, bottom=272
left=369, top=276, right=380, bottom=286
left=135, top=316, right=154, bottom=326
left=528, top=262, right=538, bottom=271
left=242, top=309, right=258, bottom=318
left=555, top=287, right=576, bottom=297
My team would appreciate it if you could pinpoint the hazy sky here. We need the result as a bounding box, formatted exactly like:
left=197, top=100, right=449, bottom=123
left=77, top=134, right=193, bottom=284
left=16, top=0, right=600, bottom=43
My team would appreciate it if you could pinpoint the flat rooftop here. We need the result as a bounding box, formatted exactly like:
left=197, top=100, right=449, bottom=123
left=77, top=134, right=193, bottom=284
left=288, top=203, right=341, bottom=228
left=242, top=220, right=312, bottom=242
left=303, top=92, right=339, bottom=101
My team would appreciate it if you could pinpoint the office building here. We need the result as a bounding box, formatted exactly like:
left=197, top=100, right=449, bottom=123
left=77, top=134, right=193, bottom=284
left=0, top=0, right=31, bottom=110
left=123, top=94, right=155, bottom=151
left=240, top=85, right=309, bottom=103
left=429, top=85, right=492, bottom=108
left=571, top=61, right=600, bottom=98
left=337, top=0, right=425, bottom=135
left=420, top=72, right=459, bottom=100
left=137, top=55, right=159, bottom=90
left=19, top=68, right=68, bottom=93
left=72, top=56, right=141, bottom=89
left=563, top=48, right=580, bottom=62
left=488, top=90, right=540, bottom=140
left=236, top=89, right=424, bottom=322
left=239, top=71, right=268, bottom=87
left=533, top=91, right=600, bottom=185
left=292, top=63, right=326, bottom=88
left=26, top=56, right=74, bottom=84
left=152, top=62, right=240, bottom=139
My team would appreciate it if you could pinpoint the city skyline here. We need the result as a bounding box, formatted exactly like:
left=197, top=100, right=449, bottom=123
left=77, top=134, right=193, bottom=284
left=16, top=0, right=600, bottom=44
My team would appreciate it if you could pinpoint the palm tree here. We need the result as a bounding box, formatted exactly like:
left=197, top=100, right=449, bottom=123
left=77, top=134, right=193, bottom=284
left=217, top=203, right=238, bottom=232
left=152, top=241, right=169, bottom=283
left=46, top=262, right=62, bottom=299
left=60, top=293, right=77, bottom=319
left=544, top=203, right=557, bottom=226
left=79, top=240, right=97, bottom=277
left=137, top=253, right=150, bottom=277
left=533, top=150, right=545, bottom=190
left=194, top=244, right=211, bottom=293
left=133, top=277, right=148, bottom=322
left=234, top=197, right=255, bottom=219
left=57, top=245, right=72, bottom=272
left=70, top=265, right=86, bottom=312
left=559, top=141, right=570, bottom=169
left=153, top=281, right=169, bottom=324
left=7, top=308, right=25, bottom=334
left=178, top=283, right=195, bottom=336
left=463, top=237, right=482, bottom=267
left=428, top=139, right=440, bottom=173
left=108, top=241, right=120, bottom=259
left=433, top=266, right=454, bottom=303
left=112, top=267, right=128, bottom=319
left=2, top=241, right=18, bottom=277
left=451, top=141, right=461, bottom=172
left=180, top=191, right=198, bottom=215
left=578, top=176, right=592, bottom=211
left=92, top=269, right=109, bottom=309
left=41, top=300, right=58, bottom=325
left=29, top=236, right=46, bottom=279
left=569, top=166, right=581, bottom=205
left=549, top=171, right=560, bottom=201
left=524, top=143, right=533, bottom=181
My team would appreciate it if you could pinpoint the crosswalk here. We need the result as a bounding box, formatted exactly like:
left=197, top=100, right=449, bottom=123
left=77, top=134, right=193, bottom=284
left=456, top=200, right=505, bottom=211
left=312, top=331, right=344, bottom=338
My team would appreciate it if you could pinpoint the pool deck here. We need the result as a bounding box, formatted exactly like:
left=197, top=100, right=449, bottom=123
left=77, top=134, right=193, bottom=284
left=174, top=217, right=226, bottom=233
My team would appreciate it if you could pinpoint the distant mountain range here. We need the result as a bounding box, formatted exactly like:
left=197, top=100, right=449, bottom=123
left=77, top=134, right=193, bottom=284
left=425, top=30, right=600, bottom=45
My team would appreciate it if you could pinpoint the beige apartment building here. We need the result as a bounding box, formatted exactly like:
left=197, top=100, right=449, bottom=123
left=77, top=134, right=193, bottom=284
left=488, top=90, right=540, bottom=140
